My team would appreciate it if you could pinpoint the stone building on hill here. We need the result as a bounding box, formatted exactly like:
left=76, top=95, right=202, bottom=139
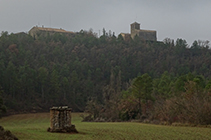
left=28, top=22, right=156, bottom=41
left=29, top=26, right=75, bottom=39
left=121, top=22, right=157, bottom=41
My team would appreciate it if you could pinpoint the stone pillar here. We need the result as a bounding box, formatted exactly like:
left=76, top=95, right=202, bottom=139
left=50, top=109, right=54, bottom=129
left=68, top=109, right=71, bottom=126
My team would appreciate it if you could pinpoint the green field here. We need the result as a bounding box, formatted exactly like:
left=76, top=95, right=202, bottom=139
left=0, top=113, right=211, bottom=140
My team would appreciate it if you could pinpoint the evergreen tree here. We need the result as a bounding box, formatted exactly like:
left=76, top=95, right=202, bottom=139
left=131, top=73, right=153, bottom=117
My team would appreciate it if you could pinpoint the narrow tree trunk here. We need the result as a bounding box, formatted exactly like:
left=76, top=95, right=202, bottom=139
left=73, top=88, right=75, bottom=104
left=138, top=97, right=141, bottom=118
left=63, top=91, right=66, bottom=100
left=41, top=86, right=44, bottom=100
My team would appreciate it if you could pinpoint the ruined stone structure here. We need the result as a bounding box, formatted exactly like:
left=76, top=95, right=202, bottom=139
left=48, top=106, right=78, bottom=133
left=121, top=22, right=157, bottom=41
left=29, top=26, right=74, bottom=39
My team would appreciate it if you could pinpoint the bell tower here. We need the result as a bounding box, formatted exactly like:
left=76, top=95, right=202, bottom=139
left=131, top=22, right=140, bottom=34
left=130, top=22, right=140, bottom=39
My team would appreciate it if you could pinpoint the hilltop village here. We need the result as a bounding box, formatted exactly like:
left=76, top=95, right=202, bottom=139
left=28, top=22, right=157, bottom=41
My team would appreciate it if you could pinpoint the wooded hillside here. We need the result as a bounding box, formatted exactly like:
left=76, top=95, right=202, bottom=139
left=0, top=30, right=211, bottom=114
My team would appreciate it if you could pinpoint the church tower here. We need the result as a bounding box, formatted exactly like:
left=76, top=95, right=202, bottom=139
left=130, top=22, right=140, bottom=39
left=131, top=22, right=140, bottom=34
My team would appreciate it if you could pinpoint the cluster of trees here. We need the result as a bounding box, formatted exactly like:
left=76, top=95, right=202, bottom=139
left=85, top=71, right=211, bottom=125
left=0, top=29, right=211, bottom=123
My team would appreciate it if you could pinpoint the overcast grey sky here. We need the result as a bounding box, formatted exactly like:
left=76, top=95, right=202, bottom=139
left=1, top=0, right=211, bottom=45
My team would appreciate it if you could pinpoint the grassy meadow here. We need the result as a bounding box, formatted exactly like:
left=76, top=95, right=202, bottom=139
left=0, top=113, right=211, bottom=140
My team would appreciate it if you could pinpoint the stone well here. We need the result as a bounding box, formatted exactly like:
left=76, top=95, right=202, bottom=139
left=47, top=106, right=78, bottom=133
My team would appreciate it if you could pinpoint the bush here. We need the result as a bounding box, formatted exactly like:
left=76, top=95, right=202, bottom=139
left=153, top=81, right=211, bottom=125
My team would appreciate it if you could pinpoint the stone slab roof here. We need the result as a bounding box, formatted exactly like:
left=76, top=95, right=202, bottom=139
left=50, top=106, right=72, bottom=111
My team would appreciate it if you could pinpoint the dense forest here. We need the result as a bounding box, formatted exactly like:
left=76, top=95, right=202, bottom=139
left=1, top=29, right=211, bottom=124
